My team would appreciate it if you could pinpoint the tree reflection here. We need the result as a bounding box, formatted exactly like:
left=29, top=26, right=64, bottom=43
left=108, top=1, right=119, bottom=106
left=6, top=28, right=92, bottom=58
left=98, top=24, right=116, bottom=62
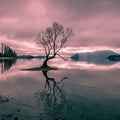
left=34, top=68, right=72, bottom=120
left=35, top=69, right=68, bottom=105
left=0, top=58, right=16, bottom=73
left=22, top=63, right=73, bottom=119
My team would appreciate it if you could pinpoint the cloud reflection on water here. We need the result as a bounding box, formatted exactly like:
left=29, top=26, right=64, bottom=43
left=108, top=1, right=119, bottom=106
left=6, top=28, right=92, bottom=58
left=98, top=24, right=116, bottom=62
left=0, top=56, right=120, bottom=79
left=0, top=58, right=120, bottom=119
left=50, top=58, right=120, bottom=71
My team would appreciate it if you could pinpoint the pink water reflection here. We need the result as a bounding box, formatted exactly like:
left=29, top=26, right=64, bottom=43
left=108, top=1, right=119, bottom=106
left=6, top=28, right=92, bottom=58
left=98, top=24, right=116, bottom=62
left=0, top=58, right=120, bottom=80
left=50, top=58, right=120, bottom=71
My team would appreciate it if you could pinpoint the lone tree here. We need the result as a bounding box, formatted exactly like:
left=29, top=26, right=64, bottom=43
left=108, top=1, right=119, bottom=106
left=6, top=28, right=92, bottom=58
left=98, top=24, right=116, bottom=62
left=36, top=22, right=73, bottom=67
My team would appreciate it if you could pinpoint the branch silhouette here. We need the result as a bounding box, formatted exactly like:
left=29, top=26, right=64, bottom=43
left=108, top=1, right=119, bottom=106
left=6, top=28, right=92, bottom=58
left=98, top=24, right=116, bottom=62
left=21, top=59, right=73, bottom=119
left=36, top=22, right=73, bottom=67
left=38, top=70, right=68, bottom=103
left=34, top=67, right=73, bottom=120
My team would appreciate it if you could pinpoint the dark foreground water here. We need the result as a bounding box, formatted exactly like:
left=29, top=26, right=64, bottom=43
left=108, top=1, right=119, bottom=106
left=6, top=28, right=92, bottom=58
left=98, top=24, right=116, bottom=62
left=0, top=58, right=120, bottom=120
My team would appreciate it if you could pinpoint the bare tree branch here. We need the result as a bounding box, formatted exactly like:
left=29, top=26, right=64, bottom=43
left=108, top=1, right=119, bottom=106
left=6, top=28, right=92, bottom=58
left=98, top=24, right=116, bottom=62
left=36, top=22, right=74, bottom=66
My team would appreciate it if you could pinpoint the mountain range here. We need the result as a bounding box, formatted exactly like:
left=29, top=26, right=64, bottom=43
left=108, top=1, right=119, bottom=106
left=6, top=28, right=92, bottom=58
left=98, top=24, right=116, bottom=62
left=71, top=50, right=119, bottom=65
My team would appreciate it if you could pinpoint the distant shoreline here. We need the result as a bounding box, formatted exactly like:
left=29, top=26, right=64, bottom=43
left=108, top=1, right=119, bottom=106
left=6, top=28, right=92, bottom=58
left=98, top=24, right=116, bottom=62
left=0, top=57, right=17, bottom=60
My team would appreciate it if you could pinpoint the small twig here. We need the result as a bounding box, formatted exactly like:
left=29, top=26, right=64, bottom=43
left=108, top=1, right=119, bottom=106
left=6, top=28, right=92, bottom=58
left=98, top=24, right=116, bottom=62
left=56, top=54, right=68, bottom=61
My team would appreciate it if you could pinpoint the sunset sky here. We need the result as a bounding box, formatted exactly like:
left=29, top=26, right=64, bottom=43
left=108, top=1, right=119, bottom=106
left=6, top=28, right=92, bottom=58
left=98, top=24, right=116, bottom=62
left=0, top=0, right=120, bottom=55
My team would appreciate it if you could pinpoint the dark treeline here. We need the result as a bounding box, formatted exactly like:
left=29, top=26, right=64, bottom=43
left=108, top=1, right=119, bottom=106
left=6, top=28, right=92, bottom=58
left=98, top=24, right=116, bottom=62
left=0, top=43, right=17, bottom=57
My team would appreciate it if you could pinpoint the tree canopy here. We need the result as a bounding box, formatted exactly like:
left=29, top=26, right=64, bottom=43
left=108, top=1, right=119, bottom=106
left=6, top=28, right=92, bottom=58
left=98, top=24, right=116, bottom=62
left=36, top=22, right=73, bottom=60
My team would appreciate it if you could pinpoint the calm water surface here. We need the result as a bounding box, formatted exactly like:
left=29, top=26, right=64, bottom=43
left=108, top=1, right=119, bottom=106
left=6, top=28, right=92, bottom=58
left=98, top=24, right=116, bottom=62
left=0, top=58, right=120, bottom=120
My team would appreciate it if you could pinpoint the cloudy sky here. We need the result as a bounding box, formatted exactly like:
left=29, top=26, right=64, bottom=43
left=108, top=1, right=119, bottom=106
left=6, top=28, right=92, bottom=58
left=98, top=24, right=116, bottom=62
left=0, top=0, right=120, bottom=55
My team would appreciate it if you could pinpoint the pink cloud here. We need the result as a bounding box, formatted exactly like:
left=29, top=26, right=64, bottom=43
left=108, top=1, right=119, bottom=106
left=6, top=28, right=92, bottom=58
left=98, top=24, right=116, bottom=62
left=0, top=0, right=120, bottom=55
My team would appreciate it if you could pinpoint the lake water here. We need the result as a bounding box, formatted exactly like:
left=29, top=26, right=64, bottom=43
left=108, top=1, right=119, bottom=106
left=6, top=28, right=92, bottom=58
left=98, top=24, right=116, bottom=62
left=0, top=57, right=120, bottom=120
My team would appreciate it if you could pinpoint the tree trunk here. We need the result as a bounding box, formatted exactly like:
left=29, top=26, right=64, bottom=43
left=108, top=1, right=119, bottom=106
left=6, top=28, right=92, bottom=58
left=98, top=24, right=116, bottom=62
left=41, top=55, right=56, bottom=68
left=41, top=58, right=49, bottom=67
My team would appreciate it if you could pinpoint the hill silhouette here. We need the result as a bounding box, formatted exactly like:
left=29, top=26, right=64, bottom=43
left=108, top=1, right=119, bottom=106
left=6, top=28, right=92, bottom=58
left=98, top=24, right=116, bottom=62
left=71, top=50, right=118, bottom=65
